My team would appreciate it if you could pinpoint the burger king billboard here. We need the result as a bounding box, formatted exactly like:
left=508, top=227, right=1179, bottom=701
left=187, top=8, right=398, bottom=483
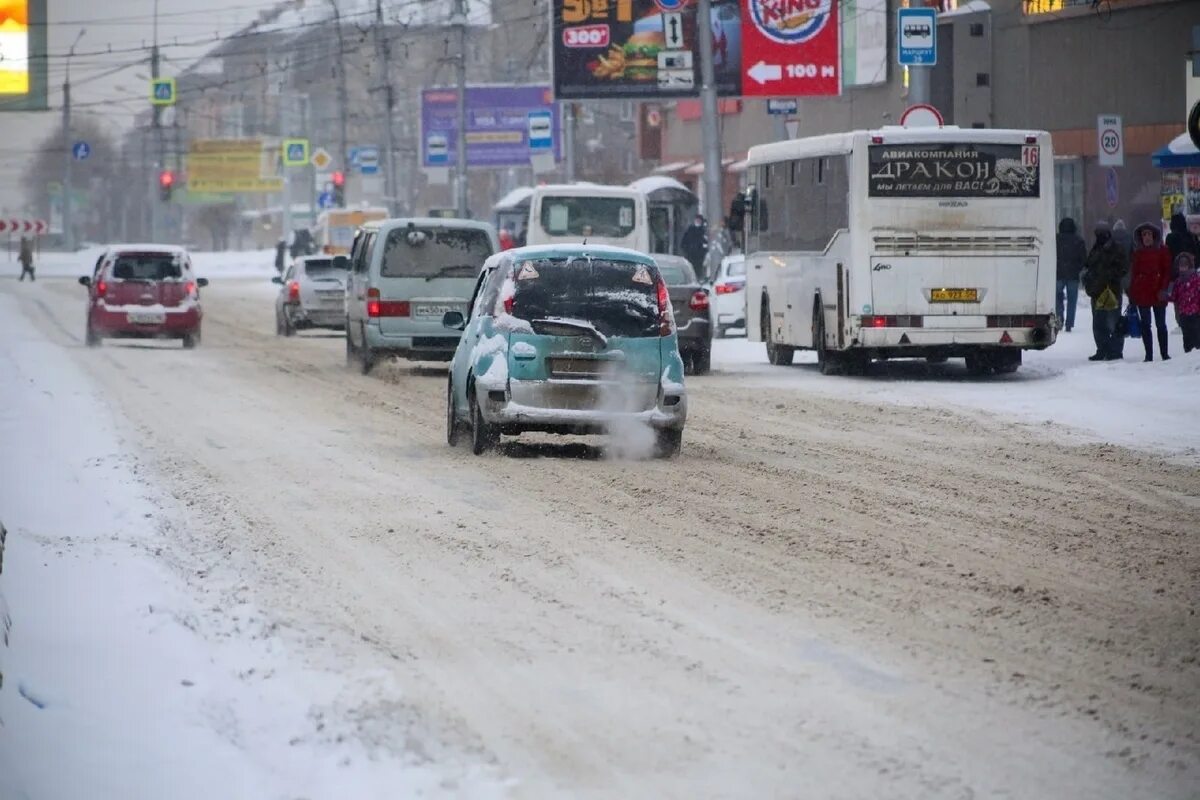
left=552, top=0, right=744, bottom=99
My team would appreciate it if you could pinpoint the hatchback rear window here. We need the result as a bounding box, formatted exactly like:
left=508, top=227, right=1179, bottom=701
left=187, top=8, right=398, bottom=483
left=381, top=227, right=493, bottom=279
left=111, top=253, right=182, bottom=281
left=508, top=257, right=660, bottom=338
left=303, top=259, right=343, bottom=280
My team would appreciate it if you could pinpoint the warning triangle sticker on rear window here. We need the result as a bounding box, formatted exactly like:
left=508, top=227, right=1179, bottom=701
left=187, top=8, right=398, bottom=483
left=517, top=261, right=539, bottom=280
left=632, top=265, right=652, bottom=285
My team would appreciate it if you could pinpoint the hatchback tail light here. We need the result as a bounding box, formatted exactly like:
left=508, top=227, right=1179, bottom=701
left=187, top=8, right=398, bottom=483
left=688, top=289, right=710, bottom=312
left=185, top=280, right=197, bottom=298
left=96, top=280, right=108, bottom=298
left=288, top=280, right=300, bottom=302
left=656, top=278, right=673, bottom=336
left=714, top=281, right=744, bottom=295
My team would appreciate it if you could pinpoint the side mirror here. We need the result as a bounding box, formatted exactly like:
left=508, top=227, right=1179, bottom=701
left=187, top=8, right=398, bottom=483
left=196, top=277, right=209, bottom=288
left=78, top=276, right=91, bottom=287
left=332, top=255, right=350, bottom=271
left=442, top=310, right=466, bottom=331
left=271, top=276, right=283, bottom=284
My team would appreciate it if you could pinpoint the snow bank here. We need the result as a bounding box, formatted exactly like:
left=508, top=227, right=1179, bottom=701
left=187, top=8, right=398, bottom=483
left=7, top=248, right=281, bottom=281
left=713, top=304, right=1200, bottom=464
left=0, top=293, right=503, bottom=799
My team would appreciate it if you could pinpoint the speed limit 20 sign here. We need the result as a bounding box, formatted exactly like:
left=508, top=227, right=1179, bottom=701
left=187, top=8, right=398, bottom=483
left=1097, top=114, right=1124, bottom=167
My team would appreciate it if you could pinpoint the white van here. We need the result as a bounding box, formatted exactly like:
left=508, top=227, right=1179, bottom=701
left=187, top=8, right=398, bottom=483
left=526, top=184, right=650, bottom=253
left=345, top=217, right=499, bottom=373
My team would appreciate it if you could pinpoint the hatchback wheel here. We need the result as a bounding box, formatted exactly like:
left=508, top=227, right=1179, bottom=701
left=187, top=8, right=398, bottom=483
left=85, top=324, right=101, bottom=347
left=469, top=387, right=498, bottom=455
left=182, top=330, right=200, bottom=349
left=654, top=428, right=683, bottom=459
left=446, top=380, right=462, bottom=447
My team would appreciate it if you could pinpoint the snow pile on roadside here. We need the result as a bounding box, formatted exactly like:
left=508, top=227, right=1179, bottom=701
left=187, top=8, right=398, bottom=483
left=0, top=293, right=505, bottom=800
left=4, top=248, right=279, bottom=281
left=713, top=304, right=1200, bottom=464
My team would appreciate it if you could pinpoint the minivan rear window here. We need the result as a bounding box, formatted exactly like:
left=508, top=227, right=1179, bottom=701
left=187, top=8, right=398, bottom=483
left=381, top=227, right=493, bottom=279
left=111, top=253, right=183, bottom=281
left=508, top=257, right=660, bottom=338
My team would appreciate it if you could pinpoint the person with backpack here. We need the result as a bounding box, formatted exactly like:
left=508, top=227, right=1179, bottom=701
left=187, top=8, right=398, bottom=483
left=1055, top=217, right=1086, bottom=332
left=1169, top=252, right=1200, bottom=353
left=1083, top=221, right=1128, bottom=361
left=1128, top=223, right=1172, bottom=362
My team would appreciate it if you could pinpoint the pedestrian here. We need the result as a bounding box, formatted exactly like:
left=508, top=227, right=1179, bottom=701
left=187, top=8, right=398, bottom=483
left=1169, top=252, right=1200, bottom=353
left=498, top=224, right=515, bottom=251
left=274, top=239, right=287, bottom=273
left=17, top=235, right=35, bottom=281
left=1165, top=212, right=1199, bottom=266
left=1128, top=223, right=1172, bottom=361
left=680, top=214, right=709, bottom=280
left=1082, top=221, right=1128, bottom=361
left=1111, top=219, right=1133, bottom=259
left=1055, top=217, right=1086, bottom=332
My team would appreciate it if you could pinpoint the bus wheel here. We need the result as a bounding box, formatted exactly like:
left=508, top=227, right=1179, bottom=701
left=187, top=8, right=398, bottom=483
left=814, top=305, right=840, bottom=376
left=762, top=298, right=794, bottom=366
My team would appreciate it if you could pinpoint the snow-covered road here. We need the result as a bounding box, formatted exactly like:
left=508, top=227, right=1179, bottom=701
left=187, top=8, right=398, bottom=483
left=1, top=272, right=1197, bottom=799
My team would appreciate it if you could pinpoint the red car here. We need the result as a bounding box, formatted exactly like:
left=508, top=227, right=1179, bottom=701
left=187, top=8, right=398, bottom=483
left=78, top=245, right=208, bottom=348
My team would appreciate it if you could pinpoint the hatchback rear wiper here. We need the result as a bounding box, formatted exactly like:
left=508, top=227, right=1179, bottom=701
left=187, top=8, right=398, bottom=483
left=530, top=318, right=608, bottom=349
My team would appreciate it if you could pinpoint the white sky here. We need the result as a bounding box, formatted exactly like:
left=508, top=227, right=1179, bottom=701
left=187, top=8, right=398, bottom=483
left=0, top=0, right=284, bottom=214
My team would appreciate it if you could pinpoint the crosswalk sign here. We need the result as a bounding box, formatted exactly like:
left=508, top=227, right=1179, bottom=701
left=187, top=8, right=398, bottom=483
left=283, top=138, right=310, bottom=167
left=150, top=78, right=176, bottom=106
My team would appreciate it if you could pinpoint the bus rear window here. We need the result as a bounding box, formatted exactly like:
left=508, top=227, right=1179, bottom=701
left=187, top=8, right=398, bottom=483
left=540, top=196, right=636, bottom=238
left=868, top=143, right=1040, bottom=198
left=381, top=227, right=493, bottom=279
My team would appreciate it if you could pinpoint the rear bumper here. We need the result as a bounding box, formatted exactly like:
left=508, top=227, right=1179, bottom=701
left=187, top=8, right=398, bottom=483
left=676, top=317, right=712, bottom=345
left=363, top=323, right=459, bottom=361
left=856, top=322, right=1055, bottom=353
left=287, top=304, right=344, bottom=328
left=89, top=303, right=201, bottom=336
left=480, top=378, right=687, bottom=433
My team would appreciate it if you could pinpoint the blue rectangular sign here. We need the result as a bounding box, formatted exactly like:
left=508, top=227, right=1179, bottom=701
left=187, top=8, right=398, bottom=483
left=421, top=85, right=560, bottom=168
left=897, top=8, right=937, bottom=66
left=527, top=110, right=553, bottom=152
left=767, top=99, right=798, bottom=116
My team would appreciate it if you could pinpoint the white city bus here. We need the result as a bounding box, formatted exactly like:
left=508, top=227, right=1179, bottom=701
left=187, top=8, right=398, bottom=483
left=741, top=127, right=1057, bottom=375
left=526, top=184, right=650, bottom=253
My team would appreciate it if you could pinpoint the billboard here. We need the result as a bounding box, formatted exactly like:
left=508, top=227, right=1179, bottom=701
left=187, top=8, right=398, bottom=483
left=740, top=0, right=840, bottom=97
left=420, top=85, right=560, bottom=168
left=551, top=0, right=743, bottom=99
left=842, top=0, right=887, bottom=87
left=0, top=0, right=47, bottom=111
left=868, top=144, right=1042, bottom=199
left=186, top=139, right=283, bottom=194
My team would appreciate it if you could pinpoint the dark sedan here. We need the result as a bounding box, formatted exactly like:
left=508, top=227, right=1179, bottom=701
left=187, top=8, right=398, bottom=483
left=653, top=254, right=713, bottom=375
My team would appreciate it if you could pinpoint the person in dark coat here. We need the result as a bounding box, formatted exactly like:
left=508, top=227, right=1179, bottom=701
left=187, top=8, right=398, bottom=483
left=1111, top=219, right=1133, bottom=259
left=1055, top=217, right=1086, bottom=332
left=1165, top=212, right=1198, bottom=271
left=274, top=239, right=287, bottom=273
left=680, top=214, right=709, bottom=279
left=17, top=235, right=34, bottom=281
left=1083, top=221, right=1128, bottom=361
left=1128, top=223, right=1172, bottom=362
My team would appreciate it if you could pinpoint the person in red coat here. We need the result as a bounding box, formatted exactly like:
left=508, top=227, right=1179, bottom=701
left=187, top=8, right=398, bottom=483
left=1128, top=223, right=1172, bottom=361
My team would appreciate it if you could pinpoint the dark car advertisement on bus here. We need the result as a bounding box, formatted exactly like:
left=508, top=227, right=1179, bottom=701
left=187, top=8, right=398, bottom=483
left=868, top=143, right=1042, bottom=198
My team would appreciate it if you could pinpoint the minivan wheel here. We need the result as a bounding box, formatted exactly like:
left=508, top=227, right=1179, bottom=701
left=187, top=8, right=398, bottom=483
left=85, top=324, right=101, bottom=347
left=470, top=387, right=499, bottom=455
left=762, top=299, right=794, bottom=366
left=182, top=330, right=200, bottom=349
left=358, top=325, right=375, bottom=374
left=655, top=428, right=683, bottom=459
left=446, top=380, right=462, bottom=447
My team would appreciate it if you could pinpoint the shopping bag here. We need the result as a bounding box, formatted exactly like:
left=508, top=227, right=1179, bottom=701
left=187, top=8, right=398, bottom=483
left=1124, top=305, right=1141, bottom=338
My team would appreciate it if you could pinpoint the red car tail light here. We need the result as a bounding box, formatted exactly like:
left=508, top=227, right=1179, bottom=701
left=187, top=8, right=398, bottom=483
left=688, top=289, right=710, bottom=312
left=656, top=278, right=673, bottom=336
left=288, top=280, right=300, bottom=302
left=185, top=280, right=197, bottom=298
left=96, top=280, right=108, bottom=298
left=378, top=301, right=410, bottom=317
left=714, top=281, right=743, bottom=295
left=367, top=287, right=380, bottom=318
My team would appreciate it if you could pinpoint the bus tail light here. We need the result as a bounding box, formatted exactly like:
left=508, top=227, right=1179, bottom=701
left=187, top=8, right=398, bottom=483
left=987, top=315, right=1042, bottom=328
left=861, top=315, right=923, bottom=328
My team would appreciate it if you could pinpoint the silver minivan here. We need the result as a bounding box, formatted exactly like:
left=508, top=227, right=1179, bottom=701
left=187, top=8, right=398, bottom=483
left=344, top=217, right=499, bottom=373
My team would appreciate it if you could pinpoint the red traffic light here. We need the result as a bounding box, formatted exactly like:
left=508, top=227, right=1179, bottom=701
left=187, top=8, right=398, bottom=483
left=159, top=170, right=175, bottom=187
left=332, top=171, right=345, bottom=187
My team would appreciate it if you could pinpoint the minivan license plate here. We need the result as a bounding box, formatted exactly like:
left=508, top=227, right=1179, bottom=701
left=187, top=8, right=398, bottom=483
left=415, top=304, right=456, bottom=317
left=930, top=288, right=978, bottom=303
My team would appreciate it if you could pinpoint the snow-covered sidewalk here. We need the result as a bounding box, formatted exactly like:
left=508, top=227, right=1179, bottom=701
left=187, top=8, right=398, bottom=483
left=0, top=291, right=500, bottom=800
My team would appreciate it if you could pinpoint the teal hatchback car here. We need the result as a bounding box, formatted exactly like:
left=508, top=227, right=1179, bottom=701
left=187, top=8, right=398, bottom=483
left=443, top=245, right=688, bottom=457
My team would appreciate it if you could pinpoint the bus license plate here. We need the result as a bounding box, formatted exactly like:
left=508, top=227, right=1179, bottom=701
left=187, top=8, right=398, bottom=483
left=930, top=288, right=978, bottom=303
left=414, top=304, right=456, bottom=317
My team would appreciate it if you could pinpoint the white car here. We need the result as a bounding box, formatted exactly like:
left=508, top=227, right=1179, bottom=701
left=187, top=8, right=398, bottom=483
left=711, top=254, right=746, bottom=338
left=273, top=255, right=350, bottom=335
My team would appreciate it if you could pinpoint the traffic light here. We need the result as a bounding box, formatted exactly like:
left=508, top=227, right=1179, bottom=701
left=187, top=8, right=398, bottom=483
left=159, top=170, right=175, bottom=202
left=332, top=170, right=345, bottom=207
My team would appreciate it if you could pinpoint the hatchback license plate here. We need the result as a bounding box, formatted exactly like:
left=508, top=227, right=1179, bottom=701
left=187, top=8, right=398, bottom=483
left=128, top=311, right=165, bottom=324
left=414, top=304, right=456, bottom=317
left=930, top=288, right=978, bottom=303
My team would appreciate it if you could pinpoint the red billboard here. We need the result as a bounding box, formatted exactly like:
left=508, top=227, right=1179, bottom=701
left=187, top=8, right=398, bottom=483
left=740, top=0, right=840, bottom=97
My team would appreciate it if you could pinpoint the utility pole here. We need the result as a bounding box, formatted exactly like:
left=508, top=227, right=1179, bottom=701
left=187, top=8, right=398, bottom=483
left=329, top=0, right=349, bottom=184
left=452, top=0, right=469, bottom=218
left=562, top=102, right=576, bottom=182
left=909, top=66, right=931, bottom=107
left=696, top=0, right=723, bottom=245
left=151, top=0, right=163, bottom=243
left=62, top=29, right=85, bottom=251
left=374, top=0, right=398, bottom=215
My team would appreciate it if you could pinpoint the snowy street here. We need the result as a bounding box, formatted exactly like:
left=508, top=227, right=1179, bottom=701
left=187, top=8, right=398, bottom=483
left=1, top=267, right=1198, bottom=799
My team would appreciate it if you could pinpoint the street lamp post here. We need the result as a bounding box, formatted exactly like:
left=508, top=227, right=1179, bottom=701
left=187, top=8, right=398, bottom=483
left=63, top=28, right=86, bottom=252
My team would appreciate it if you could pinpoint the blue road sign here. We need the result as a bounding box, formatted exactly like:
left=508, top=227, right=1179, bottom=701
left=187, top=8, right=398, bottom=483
left=898, top=8, right=937, bottom=66
left=72, top=141, right=91, bottom=160
left=527, top=110, right=553, bottom=152
left=150, top=77, right=176, bottom=106
left=767, top=99, right=798, bottom=115
left=426, top=134, right=449, bottom=166
left=356, top=146, right=380, bottom=175
left=318, top=191, right=335, bottom=210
